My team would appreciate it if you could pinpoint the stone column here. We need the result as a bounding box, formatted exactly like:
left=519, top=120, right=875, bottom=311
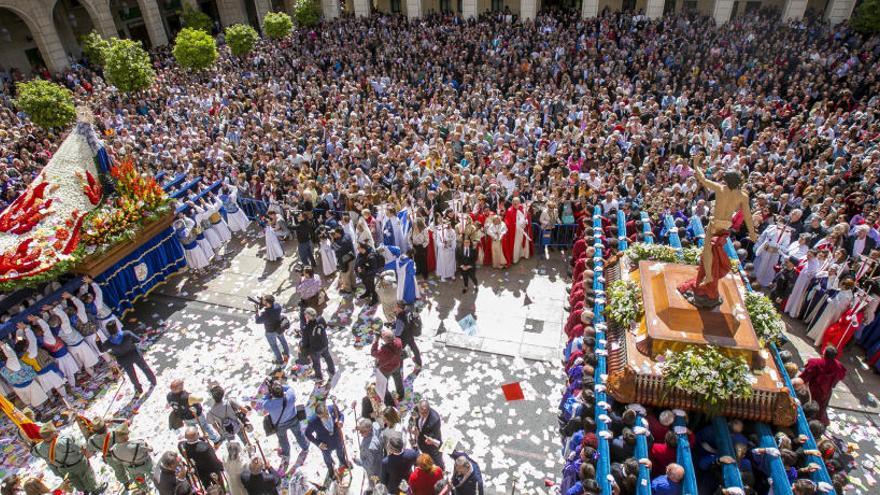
left=406, top=0, right=422, bottom=18
left=520, top=0, right=536, bottom=20
left=217, top=0, right=249, bottom=26
left=26, top=2, right=70, bottom=73
left=83, top=0, right=120, bottom=39
left=645, top=0, right=664, bottom=18
left=254, top=0, right=272, bottom=31
left=136, top=0, right=169, bottom=46
left=825, top=0, right=856, bottom=24
left=353, top=0, right=370, bottom=16
left=712, top=0, right=733, bottom=24
left=581, top=0, right=598, bottom=17
left=461, top=0, right=476, bottom=18
left=322, top=0, right=341, bottom=18
left=781, top=0, right=807, bottom=20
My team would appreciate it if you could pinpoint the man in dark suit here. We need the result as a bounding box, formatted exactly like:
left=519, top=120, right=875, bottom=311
left=301, top=307, right=336, bottom=382
left=305, top=403, right=348, bottom=475
left=381, top=435, right=418, bottom=493
left=332, top=227, right=355, bottom=294
left=413, top=399, right=444, bottom=469
left=844, top=225, right=877, bottom=258
left=240, top=456, right=281, bottom=494
left=456, top=238, right=479, bottom=294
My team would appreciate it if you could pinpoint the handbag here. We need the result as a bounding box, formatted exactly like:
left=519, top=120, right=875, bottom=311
left=263, top=395, right=288, bottom=435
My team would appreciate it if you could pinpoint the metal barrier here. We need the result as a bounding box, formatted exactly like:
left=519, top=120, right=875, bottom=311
left=536, top=223, right=579, bottom=249
left=238, top=197, right=269, bottom=220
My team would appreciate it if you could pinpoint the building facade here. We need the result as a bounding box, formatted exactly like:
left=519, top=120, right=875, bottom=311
left=0, top=0, right=859, bottom=75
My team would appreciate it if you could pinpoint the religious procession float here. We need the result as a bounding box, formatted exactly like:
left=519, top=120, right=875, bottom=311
left=604, top=167, right=798, bottom=425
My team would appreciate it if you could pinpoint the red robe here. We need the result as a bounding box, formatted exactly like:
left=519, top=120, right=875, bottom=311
left=571, top=238, right=587, bottom=266
left=502, top=205, right=532, bottom=264
left=426, top=229, right=437, bottom=273
left=800, top=356, right=847, bottom=425
left=820, top=306, right=864, bottom=352
left=677, top=230, right=731, bottom=301
left=473, top=212, right=493, bottom=266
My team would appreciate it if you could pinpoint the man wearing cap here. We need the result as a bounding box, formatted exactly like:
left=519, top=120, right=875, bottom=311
left=110, top=423, right=154, bottom=490
left=32, top=422, right=106, bottom=494
left=381, top=435, right=418, bottom=494
left=85, top=418, right=128, bottom=487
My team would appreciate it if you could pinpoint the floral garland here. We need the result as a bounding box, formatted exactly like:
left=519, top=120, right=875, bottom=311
left=661, top=345, right=754, bottom=412
left=626, top=242, right=736, bottom=269
left=607, top=279, right=644, bottom=328
left=744, top=292, right=785, bottom=346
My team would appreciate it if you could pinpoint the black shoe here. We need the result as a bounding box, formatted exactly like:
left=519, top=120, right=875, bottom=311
left=462, top=288, right=467, bottom=294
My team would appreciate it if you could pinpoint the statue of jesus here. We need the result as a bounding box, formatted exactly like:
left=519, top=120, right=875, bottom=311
left=678, top=152, right=758, bottom=309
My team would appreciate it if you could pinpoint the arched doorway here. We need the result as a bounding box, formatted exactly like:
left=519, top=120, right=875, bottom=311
left=52, top=0, right=97, bottom=61
left=0, top=7, right=45, bottom=74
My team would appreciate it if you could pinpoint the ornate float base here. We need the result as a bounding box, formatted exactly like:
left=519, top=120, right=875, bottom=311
left=71, top=213, right=176, bottom=278
left=605, top=259, right=797, bottom=426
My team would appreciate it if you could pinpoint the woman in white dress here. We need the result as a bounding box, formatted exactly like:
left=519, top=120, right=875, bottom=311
left=221, top=187, right=251, bottom=234
left=319, top=236, right=338, bottom=276
left=192, top=201, right=224, bottom=250
left=0, top=342, right=48, bottom=408
left=807, top=278, right=855, bottom=345
left=486, top=215, right=509, bottom=268
left=175, top=218, right=211, bottom=271
left=264, top=215, right=285, bottom=262
left=207, top=194, right=233, bottom=243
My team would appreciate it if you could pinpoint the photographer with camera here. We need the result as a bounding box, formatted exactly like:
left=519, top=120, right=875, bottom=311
left=355, top=242, right=383, bottom=306
left=332, top=227, right=356, bottom=294
left=293, top=211, right=317, bottom=268
left=254, top=295, right=290, bottom=365
left=301, top=307, right=336, bottom=383
left=207, top=384, right=251, bottom=447
left=258, top=380, right=308, bottom=468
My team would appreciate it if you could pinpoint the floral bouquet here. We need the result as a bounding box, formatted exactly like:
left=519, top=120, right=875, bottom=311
left=661, top=345, right=754, bottom=413
left=607, top=279, right=644, bottom=328
left=744, top=292, right=785, bottom=346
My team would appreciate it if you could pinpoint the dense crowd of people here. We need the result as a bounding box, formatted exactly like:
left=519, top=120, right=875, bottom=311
left=0, top=3, right=879, bottom=495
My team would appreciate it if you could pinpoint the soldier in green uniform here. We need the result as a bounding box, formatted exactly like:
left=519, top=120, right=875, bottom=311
left=110, top=423, right=155, bottom=491
left=85, top=418, right=129, bottom=487
left=31, top=422, right=107, bottom=494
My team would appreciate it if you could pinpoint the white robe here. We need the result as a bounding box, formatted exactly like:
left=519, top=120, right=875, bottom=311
left=807, top=289, right=854, bottom=345
left=209, top=198, right=233, bottom=243
left=52, top=305, right=99, bottom=371
left=225, top=189, right=251, bottom=233
left=510, top=206, right=531, bottom=264
left=754, top=225, right=791, bottom=288
left=264, top=224, right=284, bottom=261
left=435, top=227, right=457, bottom=280
left=179, top=217, right=211, bottom=270
left=319, top=238, right=338, bottom=276
left=32, top=319, right=79, bottom=388
left=197, top=207, right=224, bottom=249
left=785, top=257, right=819, bottom=318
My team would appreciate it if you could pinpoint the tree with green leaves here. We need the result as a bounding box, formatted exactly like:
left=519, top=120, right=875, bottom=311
left=263, top=11, right=294, bottom=39
left=103, top=38, right=155, bottom=93
left=852, top=0, right=880, bottom=34
left=173, top=27, right=218, bottom=71
left=13, top=80, right=76, bottom=129
left=80, top=31, right=112, bottom=66
left=292, top=0, right=322, bottom=27
left=180, top=4, right=213, bottom=33
left=224, top=23, right=259, bottom=57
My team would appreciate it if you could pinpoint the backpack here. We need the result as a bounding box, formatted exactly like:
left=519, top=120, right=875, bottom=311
left=407, top=312, right=422, bottom=337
